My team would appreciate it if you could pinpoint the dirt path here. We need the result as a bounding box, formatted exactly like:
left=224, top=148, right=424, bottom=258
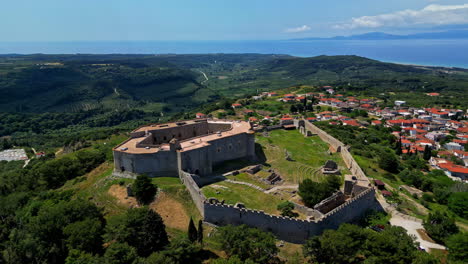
left=108, top=185, right=138, bottom=208
left=150, top=192, right=190, bottom=230
left=265, top=184, right=298, bottom=194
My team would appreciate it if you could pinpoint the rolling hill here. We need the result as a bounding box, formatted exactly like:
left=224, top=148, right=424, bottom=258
left=0, top=54, right=467, bottom=114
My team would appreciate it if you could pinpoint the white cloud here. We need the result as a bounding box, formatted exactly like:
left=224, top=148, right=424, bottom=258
left=285, top=25, right=311, bottom=33
left=334, top=4, right=468, bottom=29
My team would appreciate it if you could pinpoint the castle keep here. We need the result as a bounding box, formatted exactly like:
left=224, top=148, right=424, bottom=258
left=113, top=119, right=256, bottom=177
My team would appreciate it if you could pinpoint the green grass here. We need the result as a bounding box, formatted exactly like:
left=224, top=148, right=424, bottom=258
left=256, top=129, right=349, bottom=184
left=202, top=181, right=283, bottom=214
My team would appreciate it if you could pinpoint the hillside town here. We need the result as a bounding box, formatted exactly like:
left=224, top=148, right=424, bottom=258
left=219, top=87, right=468, bottom=182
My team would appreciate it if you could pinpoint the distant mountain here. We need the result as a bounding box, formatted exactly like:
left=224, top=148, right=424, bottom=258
left=291, top=30, right=468, bottom=41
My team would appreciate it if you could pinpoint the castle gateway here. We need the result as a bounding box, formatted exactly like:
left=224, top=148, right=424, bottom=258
left=113, top=119, right=256, bottom=177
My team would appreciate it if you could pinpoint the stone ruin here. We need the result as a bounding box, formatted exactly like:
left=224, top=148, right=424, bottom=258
left=321, top=160, right=340, bottom=175
left=246, top=164, right=262, bottom=174
left=266, top=171, right=282, bottom=185
left=313, top=191, right=346, bottom=214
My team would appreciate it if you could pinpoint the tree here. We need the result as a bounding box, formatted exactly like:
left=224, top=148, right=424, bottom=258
left=188, top=218, right=198, bottom=242
left=277, top=201, right=299, bottom=218
left=158, top=236, right=203, bottom=263
left=65, top=250, right=101, bottom=264
left=446, top=233, right=468, bottom=262
left=423, top=211, right=459, bottom=244
left=395, top=138, right=402, bottom=156
left=303, top=224, right=429, bottom=264
left=448, top=192, right=468, bottom=218
left=325, top=175, right=341, bottom=190
left=133, top=174, right=157, bottom=205
left=290, top=104, right=298, bottom=113
left=211, top=255, right=256, bottom=264
left=216, top=225, right=278, bottom=263
left=105, top=207, right=169, bottom=257
left=63, top=218, right=104, bottom=254
left=197, top=220, right=204, bottom=244
left=298, top=179, right=337, bottom=207
left=103, top=242, right=138, bottom=264
left=423, top=145, right=431, bottom=160
left=378, top=151, right=399, bottom=173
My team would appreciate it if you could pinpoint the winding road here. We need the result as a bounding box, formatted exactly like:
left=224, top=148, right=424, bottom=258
left=197, top=70, right=209, bottom=84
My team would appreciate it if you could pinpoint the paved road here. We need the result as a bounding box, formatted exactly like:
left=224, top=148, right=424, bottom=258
left=197, top=70, right=209, bottom=84
left=377, top=194, right=445, bottom=251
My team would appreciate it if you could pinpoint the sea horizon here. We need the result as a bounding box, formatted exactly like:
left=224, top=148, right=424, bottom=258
left=1, top=39, right=467, bottom=69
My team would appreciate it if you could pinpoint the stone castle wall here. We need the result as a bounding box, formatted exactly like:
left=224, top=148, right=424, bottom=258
left=179, top=170, right=206, bottom=216
left=113, top=149, right=178, bottom=177
left=204, top=188, right=378, bottom=243
left=303, top=120, right=370, bottom=183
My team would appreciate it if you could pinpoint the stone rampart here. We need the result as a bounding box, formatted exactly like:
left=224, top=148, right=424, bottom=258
left=204, top=187, right=379, bottom=243
left=303, top=121, right=370, bottom=184
left=179, top=170, right=206, bottom=216
left=303, top=121, right=343, bottom=150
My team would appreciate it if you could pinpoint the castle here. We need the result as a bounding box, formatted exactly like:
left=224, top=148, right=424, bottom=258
left=113, top=119, right=256, bottom=177
left=113, top=118, right=382, bottom=243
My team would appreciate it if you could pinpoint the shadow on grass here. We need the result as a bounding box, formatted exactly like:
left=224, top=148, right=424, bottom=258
left=199, top=143, right=268, bottom=187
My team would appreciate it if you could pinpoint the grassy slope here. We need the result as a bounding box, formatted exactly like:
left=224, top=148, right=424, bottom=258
left=256, top=129, right=349, bottom=184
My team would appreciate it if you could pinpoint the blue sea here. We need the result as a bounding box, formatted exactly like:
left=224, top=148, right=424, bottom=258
left=1, top=39, right=467, bottom=69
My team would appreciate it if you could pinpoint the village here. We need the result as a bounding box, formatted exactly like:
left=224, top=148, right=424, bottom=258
left=203, top=86, right=468, bottom=183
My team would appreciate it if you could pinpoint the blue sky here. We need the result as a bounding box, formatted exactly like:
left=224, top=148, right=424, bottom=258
left=2, top=0, right=468, bottom=41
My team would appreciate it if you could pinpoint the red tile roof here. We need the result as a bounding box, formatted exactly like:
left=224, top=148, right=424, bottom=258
left=446, top=166, right=468, bottom=174
left=343, top=120, right=360, bottom=126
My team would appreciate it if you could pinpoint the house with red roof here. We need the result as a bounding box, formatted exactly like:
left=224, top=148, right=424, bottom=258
left=401, top=139, right=412, bottom=147
left=281, top=98, right=294, bottom=103
left=243, top=109, right=255, bottom=115
left=306, top=117, right=317, bottom=122
left=195, top=113, right=206, bottom=119
left=445, top=165, right=468, bottom=180
left=267, top=92, right=278, bottom=97
left=295, top=96, right=306, bottom=103
left=453, top=139, right=467, bottom=146
left=360, top=103, right=373, bottom=109
left=454, top=150, right=468, bottom=159
left=232, top=103, right=242, bottom=109
left=35, top=152, right=46, bottom=158
left=372, top=120, right=382, bottom=126
left=343, top=120, right=360, bottom=127
left=283, top=94, right=295, bottom=98
left=248, top=117, right=258, bottom=122
left=426, top=92, right=440, bottom=96
left=456, top=127, right=468, bottom=134
left=280, top=115, right=294, bottom=126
